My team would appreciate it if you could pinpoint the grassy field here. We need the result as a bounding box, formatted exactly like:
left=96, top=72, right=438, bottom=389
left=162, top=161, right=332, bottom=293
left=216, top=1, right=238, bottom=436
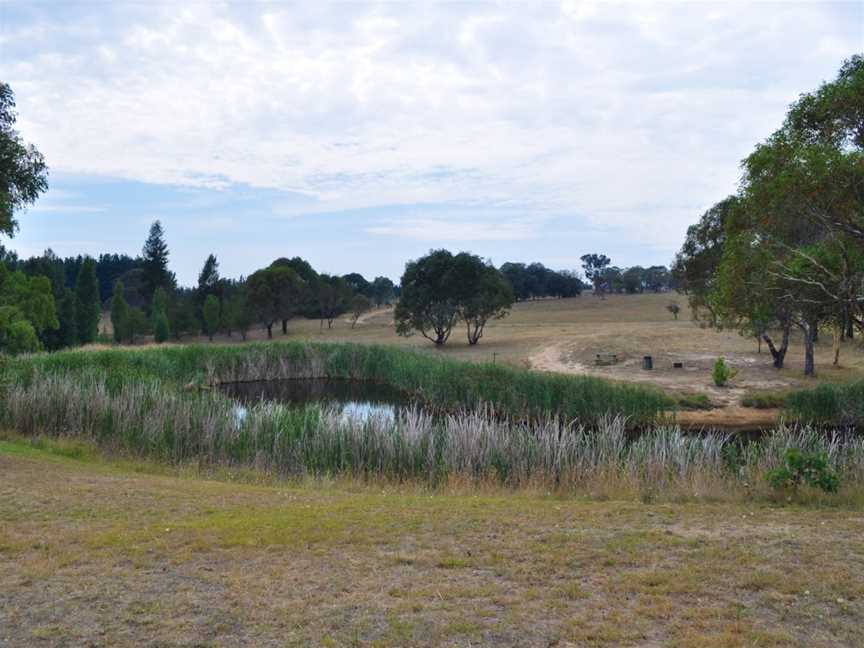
left=2, top=437, right=863, bottom=647
left=170, top=293, right=864, bottom=426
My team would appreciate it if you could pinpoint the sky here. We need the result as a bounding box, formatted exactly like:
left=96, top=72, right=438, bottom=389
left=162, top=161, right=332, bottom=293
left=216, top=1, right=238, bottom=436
left=2, top=1, right=862, bottom=286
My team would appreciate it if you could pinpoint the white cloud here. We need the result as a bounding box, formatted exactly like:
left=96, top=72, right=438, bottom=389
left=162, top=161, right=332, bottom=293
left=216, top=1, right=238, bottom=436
left=6, top=1, right=861, bottom=248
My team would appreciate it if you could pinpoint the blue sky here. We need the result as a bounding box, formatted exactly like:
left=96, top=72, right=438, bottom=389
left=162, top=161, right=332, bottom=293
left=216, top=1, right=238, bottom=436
left=2, top=1, right=862, bottom=285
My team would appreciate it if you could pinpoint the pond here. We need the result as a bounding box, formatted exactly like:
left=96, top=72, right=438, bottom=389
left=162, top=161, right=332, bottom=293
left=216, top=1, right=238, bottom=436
left=220, top=379, right=419, bottom=423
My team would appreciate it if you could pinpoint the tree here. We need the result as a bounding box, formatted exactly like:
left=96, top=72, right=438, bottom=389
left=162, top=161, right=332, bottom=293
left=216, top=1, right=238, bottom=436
left=197, top=254, right=220, bottom=299
left=53, top=288, right=78, bottom=348
left=316, top=274, right=351, bottom=329
left=125, top=307, right=149, bottom=344
left=350, top=294, right=371, bottom=328
left=370, top=276, right=395, bottom=307
left=0, top=82, right=48, bottom=237
left=395, top=250, right=462, bottom=346
left=226, top=286, right=252, bottom=340
left=203, top=294, right=220, bottom=342
left=141, top=221, right=173, bottom=303
left=457, top=257, right=514, bottom=345
left=673, top=197, right=737, bottom=323
left=580, top=254, right=611, bottom=297
left=74, top=258, right=100, bottom=344
left=151, top=286, right=170, bottom=343
left=110, top=280, right=128, bottom=343
left=0, top=261, right=57, bottom=353
left=247, top=266, right=303, bottom=338
left=167, top=289, right=199, bottom=340
left=342, top=272, right=372, bottom=298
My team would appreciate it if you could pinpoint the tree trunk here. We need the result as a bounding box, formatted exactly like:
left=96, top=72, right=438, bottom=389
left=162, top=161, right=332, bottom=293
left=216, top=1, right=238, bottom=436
left=266, top=324, right=273, bottom=339
left=832, top=324, right=841, bottom=366
left=281, top=319, right=288, bottom=334
left=800, top=320, right=817, bottom=377
left=763, top=322, right=790, bottom=369
left=846, top=312, right=854, bottom=340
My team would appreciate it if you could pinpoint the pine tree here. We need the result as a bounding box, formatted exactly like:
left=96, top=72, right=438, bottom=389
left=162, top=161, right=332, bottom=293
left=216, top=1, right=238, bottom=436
left=141, top=220, right=171, bottom=304
left=197, top=254, right=220, bottom=299
left=74, top=257, right=100, bottom=344
left=110, top=280, right=128, bottom=343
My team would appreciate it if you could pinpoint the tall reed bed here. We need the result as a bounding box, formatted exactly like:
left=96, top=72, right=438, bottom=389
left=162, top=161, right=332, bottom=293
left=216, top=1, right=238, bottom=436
left=2, top=342, right=673, bottom=424
left=4, top=371, right=863, bottom=497
left=785, top=379, right=864, bottom=427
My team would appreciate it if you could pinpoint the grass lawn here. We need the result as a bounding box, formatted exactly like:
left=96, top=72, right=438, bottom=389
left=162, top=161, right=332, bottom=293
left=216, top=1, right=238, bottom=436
left=2, top=438, right=862, bottom=647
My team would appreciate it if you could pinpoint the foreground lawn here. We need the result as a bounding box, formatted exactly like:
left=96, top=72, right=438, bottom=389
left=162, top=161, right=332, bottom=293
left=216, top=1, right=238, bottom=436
left=1, top=440, right=862, bottom=647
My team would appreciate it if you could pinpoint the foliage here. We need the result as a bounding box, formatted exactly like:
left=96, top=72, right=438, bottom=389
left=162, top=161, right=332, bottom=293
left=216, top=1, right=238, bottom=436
left=0, top=82, right=48, bottom=237
left=370, top=276, right=395, bottom=306
left=766, top=448, right=840, bottom=494
left=0, top=261, right=57, bottom=353
left=197, top=253, right=220, bottom=301
left=74, top=257, right=100, bottom=344
left=580, top=254, right=611, bottom=296
left=203, top=294, right=220, bottom=341
left=457, top=256, right=514, bottom=345
left=0, top=305, right=39, bottom=353
left=125, top=307, right=149, bottom=344
left=741, top=392, right=786, bottom=409
left=499, top=262, right=582, bottom=300
left=151, top=286, right=170, bottom=343
left=247, top=265, right=304, bottom=337
left=110, top=280, right=128, bottom=343
left=316, top=274, right=351, bottom=328
left=395, top=249, right=462, bottom=346
left=711, top=357, right=737, bottom=387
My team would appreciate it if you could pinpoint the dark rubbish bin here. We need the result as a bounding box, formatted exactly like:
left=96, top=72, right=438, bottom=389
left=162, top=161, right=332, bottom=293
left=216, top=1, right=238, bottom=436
left=642, top=356, right=653, bottom=370
left=673, top=362, right=684, bottom=369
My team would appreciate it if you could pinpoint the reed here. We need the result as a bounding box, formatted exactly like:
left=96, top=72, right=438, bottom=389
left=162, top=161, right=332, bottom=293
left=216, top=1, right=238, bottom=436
left=1, top=341, right=673, bottom=424
left=4, top=370, right=863, bottom=499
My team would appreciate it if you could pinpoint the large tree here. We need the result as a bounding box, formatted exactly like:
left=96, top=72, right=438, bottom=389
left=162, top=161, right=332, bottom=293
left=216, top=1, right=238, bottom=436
left=0, top=83, right=48, bottom=237
left=395, top=249, right=462, bottom=346
left=455, top=255, right=514, bottom=345
left=0, top=261, right=57, bottom=353
left=580, top=254, right=611, bottom=297
left=247, top=265, right=303, bottom=338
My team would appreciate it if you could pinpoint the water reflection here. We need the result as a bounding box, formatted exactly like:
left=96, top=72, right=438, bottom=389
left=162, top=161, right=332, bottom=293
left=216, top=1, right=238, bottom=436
left=220, top=379, right=417, bottom=424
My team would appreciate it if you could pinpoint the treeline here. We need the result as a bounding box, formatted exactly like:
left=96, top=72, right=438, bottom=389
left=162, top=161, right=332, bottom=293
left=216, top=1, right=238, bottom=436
left=673, top=55, right=864, bottom=377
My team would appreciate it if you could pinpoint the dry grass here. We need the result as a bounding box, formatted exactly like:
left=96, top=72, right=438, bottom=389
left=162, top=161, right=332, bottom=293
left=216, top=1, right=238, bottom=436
left=1, top=438, right=863, bottom=647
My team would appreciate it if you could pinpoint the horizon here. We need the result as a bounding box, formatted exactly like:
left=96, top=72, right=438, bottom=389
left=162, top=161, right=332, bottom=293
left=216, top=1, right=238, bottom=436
left=3, top=1, right=861, bottom=284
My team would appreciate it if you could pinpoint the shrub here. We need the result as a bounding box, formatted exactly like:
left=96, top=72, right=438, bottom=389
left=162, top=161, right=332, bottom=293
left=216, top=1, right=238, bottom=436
left=766, top=448, right=840, bottom=494
left=712, top=357, right=737, bottom=387
left=785, top=380, right=864, bottom=426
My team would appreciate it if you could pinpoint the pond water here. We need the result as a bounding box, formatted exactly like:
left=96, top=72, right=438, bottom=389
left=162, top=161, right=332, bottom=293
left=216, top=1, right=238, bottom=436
left=220, top=379, right=418, bottom=423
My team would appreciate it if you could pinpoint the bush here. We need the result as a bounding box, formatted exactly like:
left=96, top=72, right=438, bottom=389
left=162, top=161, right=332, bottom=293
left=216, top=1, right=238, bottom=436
left=712, top=357, right=737, bottom=387
left=785, top=380, right=864, bottom=426
left=766, top=448, right=840, bottom=494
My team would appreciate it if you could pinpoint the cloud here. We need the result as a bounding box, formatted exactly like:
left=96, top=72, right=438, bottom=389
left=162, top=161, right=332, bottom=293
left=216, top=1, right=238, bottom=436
left=4, top=1, right=861, bottom=255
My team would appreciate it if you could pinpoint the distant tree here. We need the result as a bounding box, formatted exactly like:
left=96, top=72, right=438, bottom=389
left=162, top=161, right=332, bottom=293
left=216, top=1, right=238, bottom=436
left=203, top=294, right=220, bottom=342
left=643, top=266, right=671, bottom=292
left=197, top=254, right=220, bottom=301
left=666, top=302, right=680, bottom=320
left=125, top=307, right=149, bottom=344
left=370, top=276, right=395, bottom=306
left=0, top=82, right=48, bottom=237
left=110, top=280, right=129, bottom=343
left=151, top=286, right=170, bottom=343
left=316, top=274, right=351, bottom=329
left=580, top=254, right=611, bottom=297
left=248, top=266, right=303, bottom=338
left=350, top=294, right=372, bottom=328
left=226, top=286, right=252, bottom=340
left=395, top=250, right=461, bottom=346
left=53, top=288, right=78, bottom=348
left=456, top=256, right=514, bottom=345
left=167, top=289, right=199, bottom=340
left=141, top=221, right=173, bottom=304
left=342, top=272, right=372, bottom=298
left=74, top=258, right=100, bottom=344
left=622, top=266, right=644, bottom=294
left=271, top=257, right=318, bottom=316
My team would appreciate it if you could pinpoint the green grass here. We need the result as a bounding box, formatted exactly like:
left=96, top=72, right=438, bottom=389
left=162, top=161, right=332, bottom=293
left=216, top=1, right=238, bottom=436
left=741, top=391, right=787, bottom=409
left=676, top=393, right=713, bottom=410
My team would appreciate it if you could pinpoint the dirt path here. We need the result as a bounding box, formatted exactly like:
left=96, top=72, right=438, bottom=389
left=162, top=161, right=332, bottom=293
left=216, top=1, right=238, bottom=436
left=530, top=343, right=783, bottom=429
